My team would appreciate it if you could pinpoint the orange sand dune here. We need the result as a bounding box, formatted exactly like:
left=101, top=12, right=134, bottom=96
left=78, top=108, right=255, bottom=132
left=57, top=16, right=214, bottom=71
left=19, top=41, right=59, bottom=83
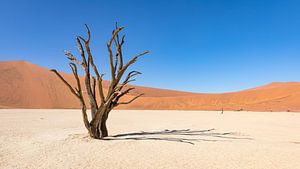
left=0, top=60, right=299, bottom=111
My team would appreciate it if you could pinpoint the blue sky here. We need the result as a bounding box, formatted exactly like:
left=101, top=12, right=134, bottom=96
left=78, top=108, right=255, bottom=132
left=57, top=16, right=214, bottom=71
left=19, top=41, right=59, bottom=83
left=0, top=0, right=299, bottom=93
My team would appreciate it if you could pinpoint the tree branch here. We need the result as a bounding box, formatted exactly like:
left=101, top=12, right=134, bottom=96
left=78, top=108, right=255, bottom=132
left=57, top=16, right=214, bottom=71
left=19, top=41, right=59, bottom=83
left=117, top=94, right=144, bottom=105
left=64, top=50, right=82, bottom=66
left=50, top=69, right=79, bottom=98
left=81, top=25, right=105, bottom=105
left=107, top=26, right=124, bottom=80
left=76, top=37, right=87, bottom=67
left=91, top=76, right=96, bottom=98
left=115, top=51, right=149, bottom=86
left=69, top=63, right=90, bottom=130
left=77, top=35, right=98, bottom=117
left=106, top=26, right=125, bottom=100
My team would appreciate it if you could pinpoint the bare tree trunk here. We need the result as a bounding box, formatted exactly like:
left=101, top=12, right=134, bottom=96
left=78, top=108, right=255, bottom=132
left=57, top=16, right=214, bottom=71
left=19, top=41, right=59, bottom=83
left=100, top=110, right=109, bottom=137
left=90, top=124, right=101, bottom=139
left=51, top=24, right=148, bottom=139
left=100, top=120, right=108, bottom=137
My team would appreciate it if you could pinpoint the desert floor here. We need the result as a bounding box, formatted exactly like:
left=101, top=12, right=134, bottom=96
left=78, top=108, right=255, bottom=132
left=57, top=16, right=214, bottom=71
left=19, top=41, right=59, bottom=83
left=0, top=110, right=299, bottom=169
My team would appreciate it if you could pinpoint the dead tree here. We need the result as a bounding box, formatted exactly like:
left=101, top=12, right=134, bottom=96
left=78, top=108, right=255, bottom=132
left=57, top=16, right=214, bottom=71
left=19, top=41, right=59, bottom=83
left=51, top=24, right=149, bottom=139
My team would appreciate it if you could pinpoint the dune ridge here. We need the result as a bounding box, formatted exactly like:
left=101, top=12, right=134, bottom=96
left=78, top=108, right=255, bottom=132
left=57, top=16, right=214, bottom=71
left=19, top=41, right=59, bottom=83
left=1, top=60, right=300, bottom=111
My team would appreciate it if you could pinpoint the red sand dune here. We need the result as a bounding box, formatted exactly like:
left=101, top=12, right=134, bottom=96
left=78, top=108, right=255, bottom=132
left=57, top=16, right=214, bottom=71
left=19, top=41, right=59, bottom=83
left=1, top=60, right=300, bottom=112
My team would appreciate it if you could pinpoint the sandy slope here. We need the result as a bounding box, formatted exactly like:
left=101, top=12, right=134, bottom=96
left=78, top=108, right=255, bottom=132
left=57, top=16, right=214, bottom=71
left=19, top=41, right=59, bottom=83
left=1, top=60, right=300, bottom=111
left=0, top=109, right=299, bottom=169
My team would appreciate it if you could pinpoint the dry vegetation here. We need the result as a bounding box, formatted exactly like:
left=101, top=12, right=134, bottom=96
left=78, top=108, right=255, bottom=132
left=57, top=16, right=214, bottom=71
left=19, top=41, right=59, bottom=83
left=51, top=24, right=149, bottom=139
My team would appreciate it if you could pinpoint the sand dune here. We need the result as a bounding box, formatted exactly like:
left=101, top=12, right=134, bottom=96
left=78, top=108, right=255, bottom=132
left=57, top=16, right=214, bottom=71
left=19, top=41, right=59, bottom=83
left=0, top=109, right=299, bottom=169
left=1, top=60, right=300, bottom=111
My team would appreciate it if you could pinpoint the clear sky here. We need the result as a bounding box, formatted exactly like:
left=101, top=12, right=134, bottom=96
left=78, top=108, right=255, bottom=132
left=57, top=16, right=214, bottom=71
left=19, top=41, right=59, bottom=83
left=0, top=0, right=299, bottom=93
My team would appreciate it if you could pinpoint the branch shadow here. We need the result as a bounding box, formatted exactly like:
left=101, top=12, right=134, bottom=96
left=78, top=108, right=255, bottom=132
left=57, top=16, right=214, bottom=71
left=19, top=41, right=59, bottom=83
left=104, top=128, right=253, bottom=145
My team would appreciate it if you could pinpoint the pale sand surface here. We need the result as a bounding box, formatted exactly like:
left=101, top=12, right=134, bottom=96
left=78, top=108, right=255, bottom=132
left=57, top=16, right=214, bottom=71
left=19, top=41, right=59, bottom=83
left=0, top=109, right=299, bottom=169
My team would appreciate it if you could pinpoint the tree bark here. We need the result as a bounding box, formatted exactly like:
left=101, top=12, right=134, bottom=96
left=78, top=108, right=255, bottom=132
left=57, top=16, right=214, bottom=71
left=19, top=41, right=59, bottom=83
left=90, top=123, right=102, bottom=139
left=100, top=120, right=108, bottom=137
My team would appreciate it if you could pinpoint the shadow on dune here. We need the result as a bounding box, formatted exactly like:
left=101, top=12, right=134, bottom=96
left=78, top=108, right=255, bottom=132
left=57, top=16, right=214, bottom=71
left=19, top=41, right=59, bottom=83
left=104, top=128, right=253, bottom=145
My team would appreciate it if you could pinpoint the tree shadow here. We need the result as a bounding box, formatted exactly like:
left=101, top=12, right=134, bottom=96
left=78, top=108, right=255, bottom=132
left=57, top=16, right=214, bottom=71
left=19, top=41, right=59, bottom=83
left=104, top=128, right=253, bottom=145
